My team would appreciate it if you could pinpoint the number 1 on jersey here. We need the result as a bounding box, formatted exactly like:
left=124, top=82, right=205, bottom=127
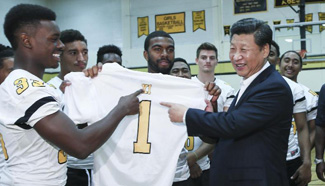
left=134, top=100, right=151, bottom=154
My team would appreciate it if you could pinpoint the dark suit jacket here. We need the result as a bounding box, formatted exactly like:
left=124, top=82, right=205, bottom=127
left=186, top=65, right=293, bottom=186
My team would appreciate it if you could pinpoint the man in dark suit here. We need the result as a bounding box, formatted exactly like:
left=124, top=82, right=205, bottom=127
left=161, top=18, right=293, bottom=186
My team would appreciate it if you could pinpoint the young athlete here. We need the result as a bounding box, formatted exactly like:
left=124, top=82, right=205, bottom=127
left=0, top=4, right=141, bottom=185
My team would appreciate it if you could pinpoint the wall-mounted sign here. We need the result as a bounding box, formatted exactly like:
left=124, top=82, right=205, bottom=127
left=192, top=10, right=206, bottom=32
left=155, top=12, right=185, bottom=34
left=319, top=12, right=325, bottom=32
left=137, top=16, right=149, bottom=38
left=234, top=0, right=267, bottom=14
left=275, top=0, right=325, bottom=7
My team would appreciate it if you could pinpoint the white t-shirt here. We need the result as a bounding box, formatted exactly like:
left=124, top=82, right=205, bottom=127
left=283, top=77, right=307, bottom=161
left=48, top=76, right=94, bottom=170
left=64, top=63, right=207, bottom=186
left=0, top=69, right=66, bottom=186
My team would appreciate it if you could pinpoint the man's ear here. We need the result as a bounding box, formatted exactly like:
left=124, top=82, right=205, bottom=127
left=20, top=33, right=32, bottom=49
left=262, top=44, right=270, bottom=59
left=195, top=58, right=199, bottom=65
left=143, top=50, right=148, bottom=61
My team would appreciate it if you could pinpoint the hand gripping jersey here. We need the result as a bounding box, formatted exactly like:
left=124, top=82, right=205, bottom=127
left=48, top=76, right=94, bottom=170
left=64, top=63, right=206, bottom=186
left=283, top=76, right=307, bottom=161
left=189, top=76, right=235, bottom=171
left=0, top=69, right=67, bottom=186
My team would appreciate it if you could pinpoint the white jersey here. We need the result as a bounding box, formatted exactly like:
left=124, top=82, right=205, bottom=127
left=283, top=77, right=307, bottom=161
left=64, top=63, right=206, bottom=186
left=0, top=69, right=66, bottom=185
left=188, top=76, right=235, bottom=171
left=173, top=147, right=190, bottom=182
left=48, top=76, right=94, bottom=170
left=298, top=83, right=318, bottom=122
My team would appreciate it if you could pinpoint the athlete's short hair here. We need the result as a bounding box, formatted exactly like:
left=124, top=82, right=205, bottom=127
left=0, top=48, right=14, bottom=69
left=97, top=45, right=122, bottom=63
left=271, top=40, right=280, bottom=57
left=230, top=18, right=272, bottom=50
left=196, top=42, right=218, bottom=59
left=173, top=57, right=191, bottom=72
left=60, top=29, right=87, bottom=45
left=144, top=31, right=174, bottom=51
left=280, top=50, right=303, bottom=68
left=4, top=4, right=56, bottom=50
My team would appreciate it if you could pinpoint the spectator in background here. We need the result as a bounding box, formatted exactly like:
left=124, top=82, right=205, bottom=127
left=97, top=44, right=122, bottom=66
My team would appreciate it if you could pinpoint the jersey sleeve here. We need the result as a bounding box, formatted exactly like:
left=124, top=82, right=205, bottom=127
left=292, top=84, right=306, bottom=114
left=223, top=84, right=235, bottom=109
left=306, top=89, right=318, bottom=121
left=1, top=74, right=60, bottom=128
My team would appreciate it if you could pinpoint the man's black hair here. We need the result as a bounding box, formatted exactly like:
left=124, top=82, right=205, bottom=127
left=4, top=4, right=56, bottom=49
left=230, top=18, right=272, bottom=50
left=271, top=40, right=280, bottom=57
left=173, top=57, right=191, bottom=72
left=144, top=31, right=174, bottom=51
left=60, top=29, right=87, bottom=45
left=0, top=48, right=14, bottom=69
left=97, top=45, right=122, bottom=63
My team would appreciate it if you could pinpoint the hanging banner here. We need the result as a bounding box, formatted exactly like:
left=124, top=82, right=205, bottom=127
left=286, top=19, right=295, bottom=30
left=155, top=12, right=185, bottom=34
left=234, top=0, right=267, bottom=14
left=224, top=25, right=230, bottom=36
left=275, top=0, right=325, bottom=7
left=305, top=13, right=313, bottom=33
left=273, top=20, right=281, bottom=31
left=192, top=10, right=206, bottom=32
left=137, top=16, right=149, bottom=38
left=319, top=12, right=325, bottom=32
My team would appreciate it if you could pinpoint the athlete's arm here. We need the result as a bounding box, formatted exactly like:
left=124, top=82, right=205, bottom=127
left=34, top=89, right=143, bottom=159
left=315, top=125, right=325, bottom=181
left=291, top=112, right=312, bottom=185
left=308, top=119, right=316, bottom=149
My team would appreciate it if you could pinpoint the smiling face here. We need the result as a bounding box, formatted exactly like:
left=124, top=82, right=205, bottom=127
left=279, top=51, right=302, bottom=82
left=229, top=34, right=269, bottom=79
left=144, top=37, right=175, bottom=74
left=30, top=20, right=64, bottom=69
left=196, top=50, right=217, bottom=74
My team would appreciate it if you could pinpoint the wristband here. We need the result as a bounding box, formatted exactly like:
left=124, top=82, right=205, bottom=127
left=314, top=158, right=324, bottom=165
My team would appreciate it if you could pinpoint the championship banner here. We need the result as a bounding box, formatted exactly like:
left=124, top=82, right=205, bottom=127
left=192, top=10, right=206, bottom=32
left=305, top=13, right=313, bottom=33
left=273, top=20, right=281, bottom=31
left=234, top=0, right=267, bottom=14
left=286, top=19, right=294, bottom=30
left=155, top=12, right=185, bottom=34
left=319, top=12, right=325, bottom=32
left=275, top=0, right=325, bottom=7
left=137, top=16, right=149, bottom=38
left=224, top=25, right=230, bottom=36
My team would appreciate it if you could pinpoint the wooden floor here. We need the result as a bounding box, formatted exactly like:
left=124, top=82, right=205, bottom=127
left=310, top=149, right=325, bottom=185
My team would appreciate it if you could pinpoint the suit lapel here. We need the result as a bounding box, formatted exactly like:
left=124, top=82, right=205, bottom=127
left=233, top=65, right=275, bottom=108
